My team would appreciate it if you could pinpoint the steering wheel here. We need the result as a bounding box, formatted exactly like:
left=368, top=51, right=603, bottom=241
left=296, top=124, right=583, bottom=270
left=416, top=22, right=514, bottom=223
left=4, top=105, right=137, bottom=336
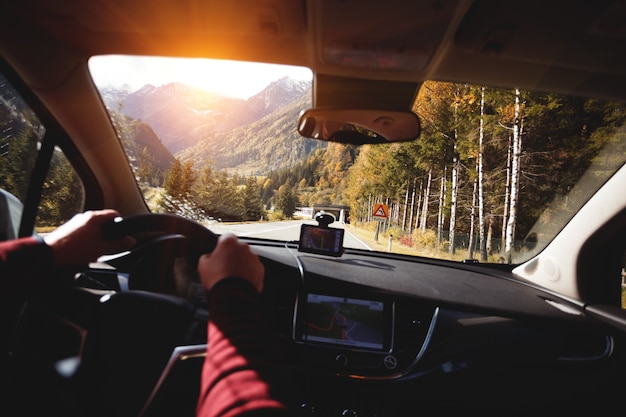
left=8, top=213, right=218, bottom=417
left=102, top=213, right=218, bottom=296
left=61, top=213, right=218, bottom=415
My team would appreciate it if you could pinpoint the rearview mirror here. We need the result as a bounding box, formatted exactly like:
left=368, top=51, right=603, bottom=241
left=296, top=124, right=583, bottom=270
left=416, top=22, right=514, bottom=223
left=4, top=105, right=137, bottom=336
left=297, top=109, right=420, bottom=144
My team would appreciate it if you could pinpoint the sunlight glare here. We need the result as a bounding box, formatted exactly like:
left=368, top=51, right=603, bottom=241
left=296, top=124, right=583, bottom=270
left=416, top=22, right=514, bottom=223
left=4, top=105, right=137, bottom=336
left=89, top=55, right=312, bottom=99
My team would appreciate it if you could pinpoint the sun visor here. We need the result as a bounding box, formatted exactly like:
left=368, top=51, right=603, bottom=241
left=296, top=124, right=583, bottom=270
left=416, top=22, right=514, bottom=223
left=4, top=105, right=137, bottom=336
left=313, top=74, right=419, bottom=111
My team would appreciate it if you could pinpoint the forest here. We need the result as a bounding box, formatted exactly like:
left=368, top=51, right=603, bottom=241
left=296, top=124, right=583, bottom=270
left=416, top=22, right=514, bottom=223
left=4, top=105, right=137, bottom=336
left=256, top=81, right=626, bottom=262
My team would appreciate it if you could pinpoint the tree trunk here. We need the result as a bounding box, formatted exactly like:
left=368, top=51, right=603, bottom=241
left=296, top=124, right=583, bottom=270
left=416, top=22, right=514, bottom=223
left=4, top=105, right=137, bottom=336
left=501, top=134, right=511, bottom=258
left=505, top=88, right=523, bottom=259
left=437, top=167, right=446, bottom=251
left=408, top=178, right=416, bottom=234
left=486, top=214, right=493, bottom=256
left=402, top=184, right=409, bottom=231
left=467, top=177, right=477, bottom=259
left=420, top=168, right=432, bottom=231
left=478, top=87, right=487, bottom=261
left=449, top=154, right=458, bottom=254
left=415, top=180, right=423, bottom=231
left=449, top=93, right=460, bottom=255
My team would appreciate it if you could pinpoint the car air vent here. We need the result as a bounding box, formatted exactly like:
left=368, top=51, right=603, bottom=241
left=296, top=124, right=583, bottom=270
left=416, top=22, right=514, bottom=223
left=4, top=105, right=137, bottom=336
left=261, top=276, right=299, bottom=341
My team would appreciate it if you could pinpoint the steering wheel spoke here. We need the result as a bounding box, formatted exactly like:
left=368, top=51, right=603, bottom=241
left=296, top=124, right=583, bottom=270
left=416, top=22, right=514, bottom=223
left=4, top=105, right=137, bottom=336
left=102, top=214, right=218, bottom=296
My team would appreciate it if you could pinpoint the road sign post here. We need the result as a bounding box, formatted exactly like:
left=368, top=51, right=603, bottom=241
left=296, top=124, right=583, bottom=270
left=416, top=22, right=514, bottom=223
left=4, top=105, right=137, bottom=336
left=372, top=203, right=389, bottom=242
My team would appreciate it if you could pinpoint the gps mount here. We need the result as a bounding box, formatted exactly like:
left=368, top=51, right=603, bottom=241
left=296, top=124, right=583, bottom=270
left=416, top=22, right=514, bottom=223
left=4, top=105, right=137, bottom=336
left=314, top=211, right=335, bottom=228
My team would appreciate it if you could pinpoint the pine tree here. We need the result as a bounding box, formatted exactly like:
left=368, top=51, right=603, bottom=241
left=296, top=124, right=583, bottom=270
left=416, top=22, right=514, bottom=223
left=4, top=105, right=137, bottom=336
left=276, top=184, right=298, bottom=218
left=241, top=176, right=264, bottom=220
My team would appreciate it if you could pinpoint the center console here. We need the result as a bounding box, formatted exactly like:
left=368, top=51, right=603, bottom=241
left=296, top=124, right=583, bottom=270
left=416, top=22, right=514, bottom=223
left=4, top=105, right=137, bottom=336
left=291, top=291, right=437, bottom=379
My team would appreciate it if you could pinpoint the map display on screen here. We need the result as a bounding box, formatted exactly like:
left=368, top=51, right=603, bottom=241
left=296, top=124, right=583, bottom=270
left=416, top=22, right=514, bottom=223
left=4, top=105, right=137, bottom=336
left=303, top=293, right=386, bottom=350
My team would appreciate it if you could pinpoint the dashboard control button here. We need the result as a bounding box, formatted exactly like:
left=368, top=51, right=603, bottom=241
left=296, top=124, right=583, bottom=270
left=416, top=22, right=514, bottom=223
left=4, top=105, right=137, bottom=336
left=335, top=354, right=348, bottom=367
left=383, top=355, right=398, bottom=370
left=300, top=403, right=316, bottom=415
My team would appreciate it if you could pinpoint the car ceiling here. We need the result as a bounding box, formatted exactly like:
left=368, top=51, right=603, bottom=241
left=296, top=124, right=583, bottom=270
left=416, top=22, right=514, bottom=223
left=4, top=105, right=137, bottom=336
left=1, top=0, right=626, bottom=102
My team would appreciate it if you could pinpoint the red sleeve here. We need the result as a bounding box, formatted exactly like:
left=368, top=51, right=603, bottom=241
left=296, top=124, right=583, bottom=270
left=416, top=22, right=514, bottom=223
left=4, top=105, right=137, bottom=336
left=0, top=237, right=57, bottom=355
left=0, top=236, right=56, bottom=296
left=197, top=278, right=294, bottom=417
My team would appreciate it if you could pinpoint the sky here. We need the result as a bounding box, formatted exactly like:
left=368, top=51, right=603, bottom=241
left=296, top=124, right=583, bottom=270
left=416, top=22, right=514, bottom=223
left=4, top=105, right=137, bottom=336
left=88, top=55, right=313, bottom=99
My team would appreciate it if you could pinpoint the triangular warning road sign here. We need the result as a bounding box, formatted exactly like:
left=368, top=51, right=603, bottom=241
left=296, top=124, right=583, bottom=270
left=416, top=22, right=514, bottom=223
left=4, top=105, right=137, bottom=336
left=373, top=203, right=389, bottom=218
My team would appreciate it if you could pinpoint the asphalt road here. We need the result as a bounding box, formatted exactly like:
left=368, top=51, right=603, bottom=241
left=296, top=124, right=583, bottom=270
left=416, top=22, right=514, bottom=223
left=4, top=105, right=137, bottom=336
left=207, top=219, right=372, bottom=251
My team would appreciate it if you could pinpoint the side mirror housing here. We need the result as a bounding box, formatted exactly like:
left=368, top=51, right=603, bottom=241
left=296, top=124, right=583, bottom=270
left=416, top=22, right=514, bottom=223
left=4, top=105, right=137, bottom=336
left=0, top=188, right=24, bottom=241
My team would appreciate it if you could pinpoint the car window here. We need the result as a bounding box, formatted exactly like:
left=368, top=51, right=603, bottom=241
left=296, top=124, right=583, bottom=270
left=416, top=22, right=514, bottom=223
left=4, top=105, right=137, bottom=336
left=89, top=55, right=626, bottom=267
left=0, top=71, right=84, bottom=237
left=37, top=147, right=85, bottom=230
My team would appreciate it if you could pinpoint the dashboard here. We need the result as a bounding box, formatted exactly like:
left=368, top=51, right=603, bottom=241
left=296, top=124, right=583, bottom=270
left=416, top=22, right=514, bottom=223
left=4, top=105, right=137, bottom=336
left=248, top=242, right=617, bottom=415
left=12, top=238, right=621, bottom=417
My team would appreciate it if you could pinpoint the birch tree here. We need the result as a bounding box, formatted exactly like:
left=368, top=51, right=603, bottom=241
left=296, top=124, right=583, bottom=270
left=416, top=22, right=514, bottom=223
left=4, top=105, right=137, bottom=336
left=478, top=87, right=487, bottom=261
left=467, top=178, right=477, bottom=259
left=420, top=168, right=432, bottom=231
left=437, top=168, right=446, bottom=250
left=501, top=134, right=511, bottom=257
left=505, top=88, right=523, bottom=256
left=448, top=101, right=460, bottom=255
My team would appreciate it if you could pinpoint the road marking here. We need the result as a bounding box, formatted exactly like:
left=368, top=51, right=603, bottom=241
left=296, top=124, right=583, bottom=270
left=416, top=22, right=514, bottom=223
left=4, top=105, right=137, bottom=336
left=343, top=228, right=372, bottom=251
left=237, top=224, right=299, bottom=236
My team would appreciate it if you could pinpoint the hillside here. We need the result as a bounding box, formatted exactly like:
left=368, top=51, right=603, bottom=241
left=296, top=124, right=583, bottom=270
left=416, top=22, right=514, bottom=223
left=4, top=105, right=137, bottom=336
left=102, top=77, right=319, bottom=174
left=113, top=78, right=310, bottom=150
left=176, top=92, right=326, bottom=175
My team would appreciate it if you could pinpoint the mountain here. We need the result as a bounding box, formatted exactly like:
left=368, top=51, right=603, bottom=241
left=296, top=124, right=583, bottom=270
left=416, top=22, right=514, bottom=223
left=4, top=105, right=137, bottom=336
left=176, top=91, right=325, bottom=175
left=129, top=120, right=176, bottom=178
left=245, top=76, right=312, bottom=116
left=106, top=77, right=312, bottom=154
left=103, top=77, right=320, bottom=175
left=119, top=83, right=245, bottom=153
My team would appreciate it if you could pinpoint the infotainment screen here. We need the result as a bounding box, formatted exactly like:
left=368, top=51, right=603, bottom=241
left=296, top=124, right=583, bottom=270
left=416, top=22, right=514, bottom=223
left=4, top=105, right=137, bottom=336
left=298, top=293, right=390, bottom=351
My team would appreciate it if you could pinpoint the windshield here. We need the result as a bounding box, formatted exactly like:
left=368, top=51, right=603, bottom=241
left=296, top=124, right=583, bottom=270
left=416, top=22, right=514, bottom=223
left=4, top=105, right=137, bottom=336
left=89, top=55, right=626, bottom=265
